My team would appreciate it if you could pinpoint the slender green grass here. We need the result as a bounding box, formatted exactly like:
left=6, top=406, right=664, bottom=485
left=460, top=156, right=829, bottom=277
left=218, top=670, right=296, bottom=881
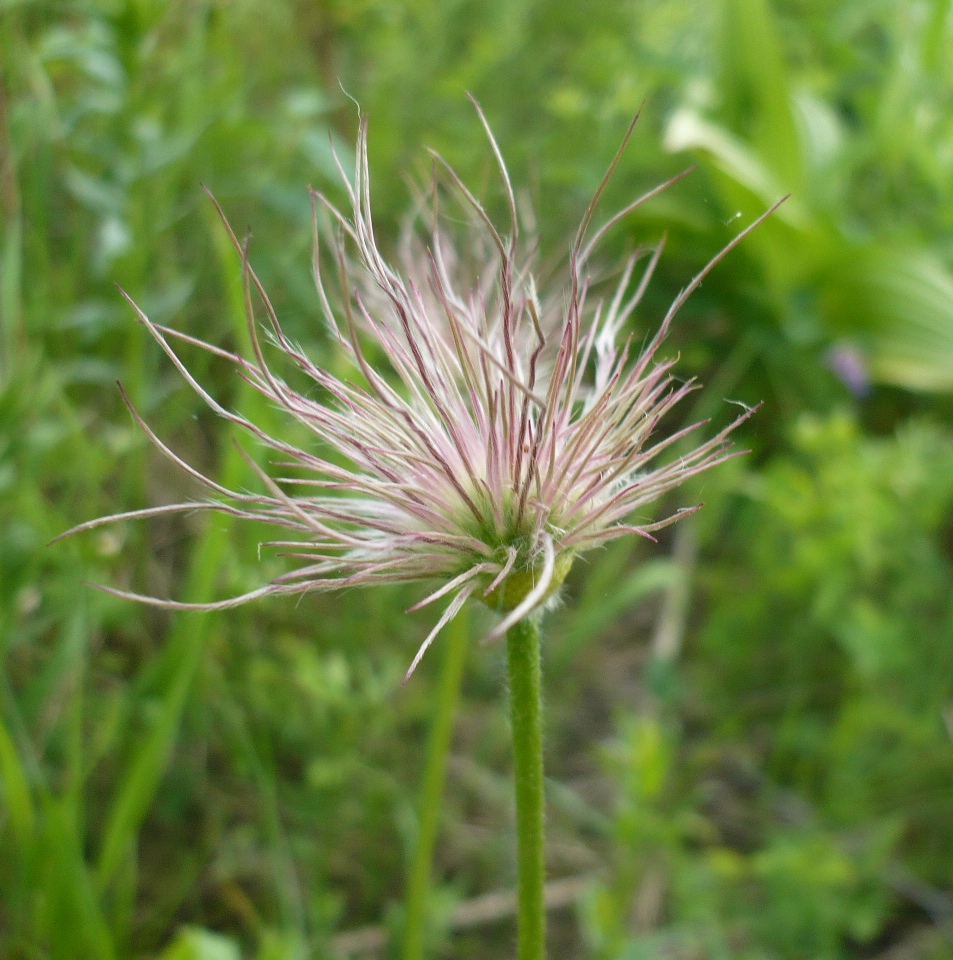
left=402, top=606, right=470, bottom=960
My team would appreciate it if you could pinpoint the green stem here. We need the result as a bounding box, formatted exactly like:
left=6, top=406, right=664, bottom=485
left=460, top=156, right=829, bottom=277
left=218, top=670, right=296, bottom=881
left=402, top=607, right=470, bottom=960
left=506, top=616, right=546, bottom=960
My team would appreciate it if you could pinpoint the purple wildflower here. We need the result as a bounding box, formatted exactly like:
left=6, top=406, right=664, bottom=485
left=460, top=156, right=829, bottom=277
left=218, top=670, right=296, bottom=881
left=62, top=106, right=780, bottom=678
left=826, top=341, right=871, bottom=397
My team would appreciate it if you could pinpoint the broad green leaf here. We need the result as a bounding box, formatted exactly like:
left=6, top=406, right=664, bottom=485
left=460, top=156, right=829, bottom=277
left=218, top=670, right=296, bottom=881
left=665, top=108, right=810, bottom=228
left=823, top=246, right=953, bottom=392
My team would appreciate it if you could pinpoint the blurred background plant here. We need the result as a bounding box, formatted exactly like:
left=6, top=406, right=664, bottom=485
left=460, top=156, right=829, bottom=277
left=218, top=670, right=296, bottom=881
left=2, top=0, right=952, bottom=958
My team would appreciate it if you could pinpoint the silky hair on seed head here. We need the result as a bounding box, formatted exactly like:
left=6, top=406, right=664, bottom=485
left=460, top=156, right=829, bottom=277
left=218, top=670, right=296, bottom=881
left=59, top=101, right=782, bottom=680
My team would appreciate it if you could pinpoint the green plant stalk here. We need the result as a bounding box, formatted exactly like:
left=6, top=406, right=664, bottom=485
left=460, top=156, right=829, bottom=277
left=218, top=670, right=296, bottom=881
left=402, top=606, right=470, bottom=960
left=506, top=615, right=546, bottom=960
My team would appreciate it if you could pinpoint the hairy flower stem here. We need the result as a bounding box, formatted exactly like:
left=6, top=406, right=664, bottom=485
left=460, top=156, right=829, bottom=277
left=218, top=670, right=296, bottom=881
left=506, top=615, right=546, bottom=960
left=402, top=607, right=470, bottom=960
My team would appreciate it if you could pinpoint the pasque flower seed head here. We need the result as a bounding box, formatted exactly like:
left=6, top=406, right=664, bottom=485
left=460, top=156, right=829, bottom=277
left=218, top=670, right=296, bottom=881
left=62, top=103, right=780, bottom=679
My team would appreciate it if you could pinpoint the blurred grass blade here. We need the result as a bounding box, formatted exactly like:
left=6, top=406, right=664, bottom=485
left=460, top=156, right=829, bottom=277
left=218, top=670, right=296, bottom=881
left=717, top=0, right=802, bottom=193
left=94, top=616, right=209, bottom=891
left=0, top=712, right=35, bottom=849
left=0, top=215, right=22, bottom=385
left=44, top=796, right=117, bottom=960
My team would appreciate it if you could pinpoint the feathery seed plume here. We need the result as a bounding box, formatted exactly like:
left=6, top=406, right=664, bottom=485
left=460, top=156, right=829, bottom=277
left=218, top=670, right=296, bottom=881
left=61, top=104, right=780, bottom=679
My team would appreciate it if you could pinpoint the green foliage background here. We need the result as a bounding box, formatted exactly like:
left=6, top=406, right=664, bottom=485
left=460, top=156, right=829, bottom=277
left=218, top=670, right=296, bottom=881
left=2, top=0, right=953, bottom=957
